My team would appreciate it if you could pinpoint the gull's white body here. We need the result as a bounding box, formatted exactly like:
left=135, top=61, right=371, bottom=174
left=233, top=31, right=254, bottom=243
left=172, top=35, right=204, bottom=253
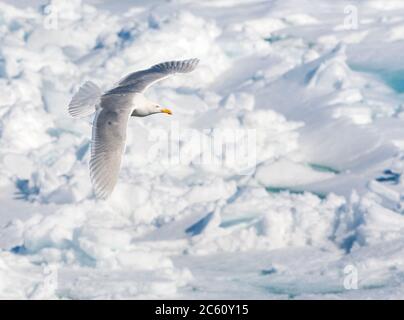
left=68, top=58, right=199, bottom=198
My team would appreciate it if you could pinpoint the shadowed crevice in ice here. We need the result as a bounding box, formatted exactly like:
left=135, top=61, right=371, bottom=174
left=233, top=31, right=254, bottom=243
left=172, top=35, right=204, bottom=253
left=219, top=217, right=257, bottom=229
left=331, top=203, right=366, bottom=254
left=76, top=141, right=90, bottom=161
left=308, top=163, right=341, bottom=175
left=260, top=267, right=277, bottom=276
left=262, top=162, right=341, bottom=200
left=11, top=236, right=96, bottom=268
left=340, top=235, right=357, bottom=254
left=14, top=179, right=39, bottom=201
left=185, top=212, right=214, bottom=236
left=117, top=29, right=132, bottom=41
left=264, top=34, right=289, bottom=44
left=0, top=55, right=6, bottom=77
left=266, top=186, right=328, bottom=200
left=93, top=40, right=104, bottom=50
left=10, top=245, right=28, bottom=255
left=376, top=169, right=401, bottom=185
left=226, top=186, right=244, bottom=204
left=94, top=27, right=137, bottom=50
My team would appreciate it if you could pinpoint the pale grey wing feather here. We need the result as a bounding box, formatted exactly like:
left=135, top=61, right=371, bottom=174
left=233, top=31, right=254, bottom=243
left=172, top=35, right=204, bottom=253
left=104, top=58, right=199, bottom=95
left=90, top=95, right=132, bottom=199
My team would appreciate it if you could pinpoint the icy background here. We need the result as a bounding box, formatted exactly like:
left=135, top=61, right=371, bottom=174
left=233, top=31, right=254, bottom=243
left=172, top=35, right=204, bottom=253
left=1, top=0, right=404, bottom=299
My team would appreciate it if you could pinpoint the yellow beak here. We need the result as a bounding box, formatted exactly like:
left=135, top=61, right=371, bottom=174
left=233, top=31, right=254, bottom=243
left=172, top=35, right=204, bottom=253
left=161, top=108, right=172, bottom=115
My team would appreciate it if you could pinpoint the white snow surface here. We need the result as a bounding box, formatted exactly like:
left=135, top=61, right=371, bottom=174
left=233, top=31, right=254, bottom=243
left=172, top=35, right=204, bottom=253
left=1, top=0, right=404, bottom=299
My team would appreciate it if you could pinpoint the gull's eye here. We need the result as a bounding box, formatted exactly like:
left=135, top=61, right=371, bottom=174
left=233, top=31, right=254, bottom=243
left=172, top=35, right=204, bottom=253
left=155, top=105, right=159, bottom=109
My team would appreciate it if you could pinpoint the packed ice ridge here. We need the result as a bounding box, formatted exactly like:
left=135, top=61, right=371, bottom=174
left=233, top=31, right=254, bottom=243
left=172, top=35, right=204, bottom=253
left=1, top=0, right=404, bottom=299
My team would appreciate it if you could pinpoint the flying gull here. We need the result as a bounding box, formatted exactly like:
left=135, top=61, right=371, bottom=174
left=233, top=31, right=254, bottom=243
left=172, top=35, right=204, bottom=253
left=68, top=58, right=199, bottom=198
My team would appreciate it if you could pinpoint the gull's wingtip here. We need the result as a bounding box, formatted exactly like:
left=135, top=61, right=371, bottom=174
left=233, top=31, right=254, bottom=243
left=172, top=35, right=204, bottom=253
left=188, top=58, right=200, bottom=66
left=181, top=58, right=200, bottom=72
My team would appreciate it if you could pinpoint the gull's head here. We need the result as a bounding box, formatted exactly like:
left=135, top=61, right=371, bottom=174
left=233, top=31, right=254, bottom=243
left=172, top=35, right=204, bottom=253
left=144, top=104, right=172, bottom=116
left=147, top=98, right=172, bottom=116
left=131, top=96, right=173, bottom=117
left=155, top=105, right=172, bottom=115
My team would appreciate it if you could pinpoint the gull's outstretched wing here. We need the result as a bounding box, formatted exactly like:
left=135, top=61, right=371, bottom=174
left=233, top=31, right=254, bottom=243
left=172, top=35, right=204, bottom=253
left=104, top=58, right=199, bottom=95
left=90, top=95, right=132, bottom=199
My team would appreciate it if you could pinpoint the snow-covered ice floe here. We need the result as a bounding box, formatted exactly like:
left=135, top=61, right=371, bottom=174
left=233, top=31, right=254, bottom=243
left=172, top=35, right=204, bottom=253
left=1, top=0, right=404, bottom=299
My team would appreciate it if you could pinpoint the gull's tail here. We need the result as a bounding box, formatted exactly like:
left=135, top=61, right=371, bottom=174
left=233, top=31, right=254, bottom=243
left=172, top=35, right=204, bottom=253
left=68, top=81, right=101, bottom=118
